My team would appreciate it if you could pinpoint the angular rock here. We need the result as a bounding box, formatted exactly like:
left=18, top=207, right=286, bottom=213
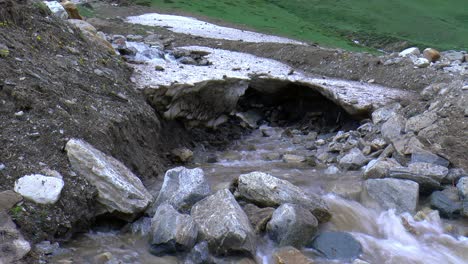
left=65, top=139, right=152, bottom=219
left=399, top=47, right=420, bottom=57
left=14, top=174, right=64, bottom=204
left=371, top=103, right=402, bottom=124
left=0, top=211, right=31, bottom=263
left=150, top=203, right=198, bottom=255
left=405, top=111, right=437, bottom=133
left=388, top=167, right=441, bottom=191
left=67, top=19, right=115, bottom=54
left=410, top=151, right=449, bottom=167
left=339, top=148, right=367, bottom=170
left=153, top=167, right=211, bottom=213
left=392, top=134, right=425, bottom=156
left=191, top=189, right=256, bottom=256
left=273, top=246, right=313, bottom=264
left=236, top=110, right=262, bottom=129
left=308, top=231, right=362, bottom=261
left=43, top=1, right=68, bottom=20
left=413, top=58, right=430, bottom=68
left=408, top=162, right=448, bottom=182
left=456, top=177, right=468, bottom=199
left=423, top=48, right=441, bottom=62
left=430, top=190, right=462, bottom=218
left=362, top=178, right=419, bottom=213
left=0, top=190, right=22, bottom=211
left=242, top=203, right=274, bottom=233
left=381, top=114, right=406, bottom=141
left=282, top=154, right=306, bottom=164
left=443, top=168, right=466, bottom=185
left=236, top=172, right=331, bottom=223
left=364, top=158, right=401, bottom=179
left=267, top=203, right=318, bottom=247
left=184, top=241, right=212, bottom=264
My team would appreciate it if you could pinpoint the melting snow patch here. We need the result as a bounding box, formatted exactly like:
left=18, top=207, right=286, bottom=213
left=126, top=13, right=305, bottom=45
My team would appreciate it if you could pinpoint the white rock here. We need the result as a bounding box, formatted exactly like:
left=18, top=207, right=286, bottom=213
left=14, top=174, right=64, bottom=204
left=399, top=47, right=420, bottom=57
left=65, top=139, right=153, bottom=219
left=43, top=1, right=68, bottom=20
left=413, top=58, right=430, bottom=68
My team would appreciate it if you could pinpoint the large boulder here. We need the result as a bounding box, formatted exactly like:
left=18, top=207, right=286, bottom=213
left=266, top=203, right=318, bottom=247
left=361, top=178, right=419, bottom=213
left=191, top=189, right=256, bottom=256
left=150, top=203, right=198, bottom=256
left=65, top=138, right=153, bottom=220
left=338, top=148, right=367, bottom=170
left=236, top=172, right=331, bottom=223
left=308, top=231, right=362, bottom=261
left=13, top=174, right=64, bottom=204
left=152, top=167, right=211, bottom=213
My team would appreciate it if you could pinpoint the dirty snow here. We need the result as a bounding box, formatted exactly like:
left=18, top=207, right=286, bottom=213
left=130, top=46, right=414, bottom=115
left=126, top=13, right=305, bottom=45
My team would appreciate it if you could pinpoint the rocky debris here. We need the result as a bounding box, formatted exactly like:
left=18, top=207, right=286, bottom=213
left=430, top=188, right=462, bottom=218
left=308, top=231, right=362, bottom=261
left=371, top=103, right=402, bottom=124
left=0, top=190, right=23, bottom=211
left=13, top=174, right=64, bottom=204
left=152, top=167, right=211, bottom=214
left=267, top=203, right=318, bottom=247
left=65, top=139, right=153, bottom=220
left=67, top=19, right=115, bottom=54
left=388, top=162, right=448, bottom=191
left=242, top=203, right=275, bottom=233
left=43, top=1, right=68, bottom=20
left=273, top=246, right=313, bottom=264
left=364, top=158, right=401, bottom=179
left=338, top=148, right=367, bottom=170
left=405, top=111, right=438, bottom=133
left=171, top=148, right=194, bottom=163
left=423, top=48, right=441, bottom=62
left=381, top=114, right=406, bottom=141
left=191, top=189, right=256, bottom=256
left=184, top=241, right=212, bottom=264
left=0, top=211, right=31, bottom=263
left=362, top=178, right=419, bottom=213
left=399, top=47, right=420, bottom=57
left=282, top=154, right=306, bottom=164
left=457, top=177, right=468, bottom=198
left=441, top=51, right=465, bottom=62
left=235, top=172, right=331, bottom=223
left=410, top=151, right=449, bottom=167
left=150, top=203, right=198, bottom=256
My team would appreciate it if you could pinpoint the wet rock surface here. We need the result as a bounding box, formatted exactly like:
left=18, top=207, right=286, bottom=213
left=308, top=231, right=362, bottom=261
left=362, top=178, right=419, bottom=213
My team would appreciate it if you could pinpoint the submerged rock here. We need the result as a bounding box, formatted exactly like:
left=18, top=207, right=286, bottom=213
left=308, top=231, right=362, bottom=261
left=150, top=204, right=198, bottom=256
left=362, top=178, right=419, bottom=213
left=14, top=174, right=64, bottom=204
left=236, top=172, right=331, bottom=223
left=191, top=189, right=256, bottom=256
left=152, top=167, right=211, bottom=214
left=266, top=203, right=318, bottom=247
left=65, top=138, right=152, bottom=220
left=273, top=246, right=313, bottom=264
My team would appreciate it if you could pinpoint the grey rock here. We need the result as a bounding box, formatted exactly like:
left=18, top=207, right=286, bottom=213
left=462, top=200, right=468, bottom=218
left=442, top=50, right=465, bottom=62
left=430, top=190, right=462, bottom=218
left=405, top=111, right=437, bottom=133
left=267, top=203, right=318, bottom=247
left=388, top=167, right=441, bottom=191
left=364, top=158, right=401, bottom=179
left=153, top=167, right=211, bottom=214
left=381, top=114, right=406, bottom=141
left=191, top=189, right=256, bottom=256
left=420, top=83, right=444, bottom=100
left=282, top=154, right=306, bottom=164
left=236, top=172, right=331, bottom=223
left=0, top=211, right=31, bottom=263
left=65, top=139, right=152, bottom=220
left=408, top=162, right=449, bottom=182
left=35, top=241, right=60, bottom=255
left=443, top=168, right=466, bottom=184
left=457, top=177, right=468, bottom=198
left=184, top=241, right=213, bottom=264
left=150, top=204, right=198, bottom=255
left=362, top=178, right=419, bottom=213
left=410, top=152, right=449, bottom=167
left=308, top=231, right=362, bottom=261
left=236, top=110, right=263, bottom=129
left=242, top=203, right=275, bottom=233
left=339, top=148, right=367, bottom=170
left=324, top=165, right=341, bottom=175
left=127, top=217, right=152, bottom=236
left=126, top=34, right=144, bottom=41
left=14, top=174, right=64, bottom=205
left=392, top=134, right=425, bottom=156
left=179, top=56, right=198, bottom=65
left=0, top=190, right=23, bottom=211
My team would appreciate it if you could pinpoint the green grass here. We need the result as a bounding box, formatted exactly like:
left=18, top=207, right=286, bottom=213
left=140, top=0, right=468, bottom=52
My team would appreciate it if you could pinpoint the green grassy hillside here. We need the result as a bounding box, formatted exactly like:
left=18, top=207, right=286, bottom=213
left=136, top=0, right=468, bottom=52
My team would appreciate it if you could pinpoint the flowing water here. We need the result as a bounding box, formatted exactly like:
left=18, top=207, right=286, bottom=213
left=50, top=126, right=468, bottom=264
